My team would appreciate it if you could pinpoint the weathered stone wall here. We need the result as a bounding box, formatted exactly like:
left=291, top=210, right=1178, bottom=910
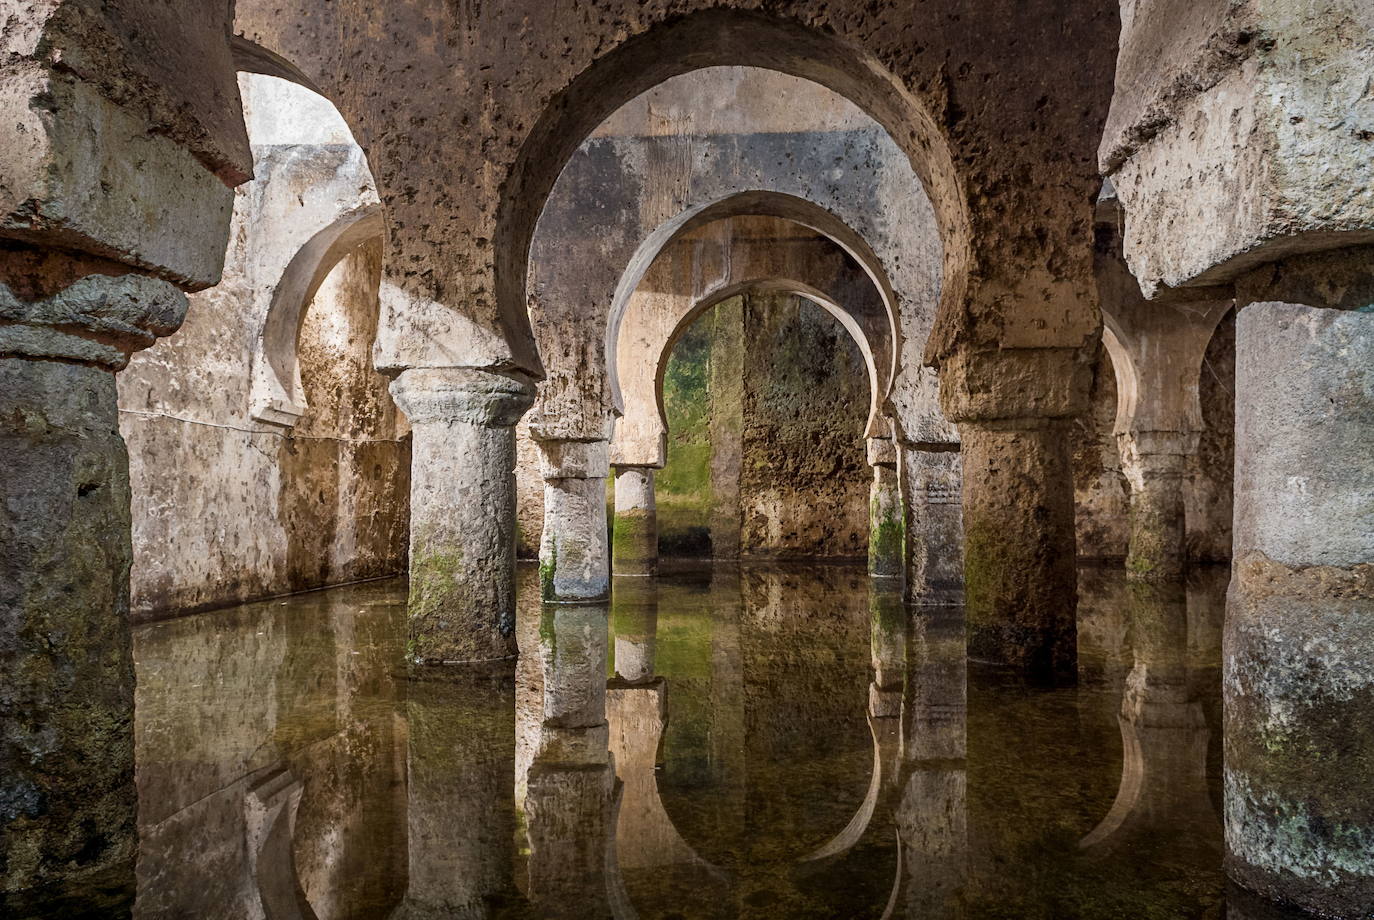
left=119, top=239, right=409, bottom=618
left=738, top=293, right=870, bottom=559
left=648, top=293, right=868, bottom=559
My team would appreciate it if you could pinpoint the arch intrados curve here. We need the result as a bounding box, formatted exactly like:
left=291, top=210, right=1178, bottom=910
left=608, top=191, right=901, bottom=415
left=1099, top=323, right=1138, bottom=436
left=230, top=35, right=325, bottom=96
left=253, top=207, right=385, bottom=422
left=500, top=7, right=968, bottom=378
left=652, top=278, right=880, bottom=439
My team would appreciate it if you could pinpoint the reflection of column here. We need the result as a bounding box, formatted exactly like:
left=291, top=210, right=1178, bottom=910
left=1080, top=579, right=1216, bottom=853
left=612, top=466, right=658, bottom=577
left=888, top=608, right=967, bottom=919
left=395, top=663, right=519, bottom=918
left=2, top=272, right=191, bottom=902
left=707, top=565, right=747, bottom=842
left=390, top=368, right=535, bottom=662
left=611, top=579, right=658, bottom=684
left=868, top=438, right=905, bottom=579
left=1224, top=293, right=1374, bottom=918
left=901, top=445, right=964, bottom=604
left=525, top=606, right=625, bottom=917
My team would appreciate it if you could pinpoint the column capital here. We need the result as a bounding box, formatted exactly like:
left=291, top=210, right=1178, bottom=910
left=866, top=436, right=898, bottom=468
left=938, top=345, right=1094, bottom=424
left=390, top=367, right=535, bottom=427
left=0, top=273, right=188, bottom=369
left=535, top=437, right=610, bottom=480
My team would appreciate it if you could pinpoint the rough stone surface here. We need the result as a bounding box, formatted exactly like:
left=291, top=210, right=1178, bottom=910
left=1225, top=298, right=1374, bottom=917
left=236, top=2, right=1115, bottom=380
left=121, top=240, right=409, bottom=618
left=1, top=3, right=250, bottom=287
left=391, top=368, right=534, bottom=662
left=648, top=293, right=871, bottom=560
left=1104, top=0, right=1374, bottom=294
left=0, top=358, right=136, bottom=905
left=959, top=420, right=1078, bottom=682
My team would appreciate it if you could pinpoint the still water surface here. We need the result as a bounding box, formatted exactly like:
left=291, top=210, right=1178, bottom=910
left=67, top=563, right=1315, bottom=917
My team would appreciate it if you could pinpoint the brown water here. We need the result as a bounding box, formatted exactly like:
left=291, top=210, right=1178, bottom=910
left=18, top=562, right=1315, bottom=918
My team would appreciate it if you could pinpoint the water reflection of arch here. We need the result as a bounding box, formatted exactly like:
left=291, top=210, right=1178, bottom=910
left=1079, top=579, right=1221, bottom=855
left=605, top=578, right=725, bottom=882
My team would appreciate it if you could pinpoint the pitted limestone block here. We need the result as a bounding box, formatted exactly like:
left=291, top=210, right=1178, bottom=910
left=866, top=436, right=898, bottom=468
left=1234, top=302, right=1374, bottom=568
left=538, top=439, right=610, bottom=481
left=0, top=274, right=188, bottom=368
left=1104, top=0, right=1374, bottom=293
left=939, top=346, right=1095, bottom=425
left=0, top=69, right=237, bottom=288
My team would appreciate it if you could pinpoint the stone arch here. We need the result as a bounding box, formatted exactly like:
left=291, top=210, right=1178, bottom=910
left=230, top=71, right=386, bottom=428
left=1100, top=322, right=1138, bottom=437
left=250, top=206, right=385, bottom=425
left=607, top=206, right=900, bottom=467
left=505, top=10, right=968, bottom=391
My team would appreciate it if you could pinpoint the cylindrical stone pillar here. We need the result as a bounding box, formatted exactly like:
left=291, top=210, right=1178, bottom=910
left=1119, top=431, right=1195, bottom=581
left=868, top=438, right=905, bottom=579
left=959, top=419, right=1078, bottom=681
left=1, top=272, right=188, bottom=908
left=390, top=367, right=535, bottom=663
left=537, top=439, right=611, bottom=603
left=1224, top=301, right=1374, bottom=918
left=612, top=466, right=658, bottom=577
left=902, top=445, right=964, bottom=605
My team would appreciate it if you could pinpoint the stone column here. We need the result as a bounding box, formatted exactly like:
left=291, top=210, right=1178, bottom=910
left=901, top=444, right=964, bottom=605
left=1224, top=294, right=1374, bottom=918
left=612, top=465, right=658, bottom=577
left=867, top=438, right=905, bottom=579
left=1, top=272, right=189, bottom=907
left=536, top=439, right=611, bottom=603
left=940, top=347, right=1088, bottom=683
left=390, top=367, right=534, bottom=663
left=1118, top=431, right=1197, bottom=580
